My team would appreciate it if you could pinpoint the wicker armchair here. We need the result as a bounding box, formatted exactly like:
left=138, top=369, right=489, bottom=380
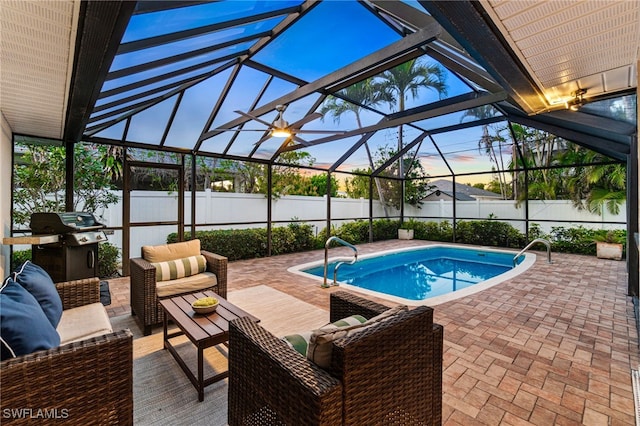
left=1, top=278, right=133, bottom=425
left=228, top=291, right=443, bottom=426
left=130, top=244, right=228, bottom=335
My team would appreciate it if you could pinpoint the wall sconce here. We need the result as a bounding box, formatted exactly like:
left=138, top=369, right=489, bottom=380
left=565, top=88, right=587, bottom=111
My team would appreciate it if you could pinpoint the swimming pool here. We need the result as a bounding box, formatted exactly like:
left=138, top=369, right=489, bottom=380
left=289, top=245, right=536, bottom=305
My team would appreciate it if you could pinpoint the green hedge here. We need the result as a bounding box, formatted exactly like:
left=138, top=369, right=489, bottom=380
left=9, top=221, right=626, bottom=277
left=164, top=220, right=626, bottom=262
left=455, top=220, right=525, bottom=248
left=545, top=226, right=626, bottom=256
left=410, top=220, right=453, bottom=242
left=167, top=222, right=315, bottom=261
left=312, top=219, right=402, bottom=249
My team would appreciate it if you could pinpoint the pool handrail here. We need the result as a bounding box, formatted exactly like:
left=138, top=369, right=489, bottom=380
left=514, top=238, right=551, bottom=266
left=323, top=236, right=358, bottom=288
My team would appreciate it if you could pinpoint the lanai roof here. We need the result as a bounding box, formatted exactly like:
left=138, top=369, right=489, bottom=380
left=1, top=0, right=637, bottom=171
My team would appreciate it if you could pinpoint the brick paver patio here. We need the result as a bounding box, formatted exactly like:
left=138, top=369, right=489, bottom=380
left=106, top=240, right=639, bottom=425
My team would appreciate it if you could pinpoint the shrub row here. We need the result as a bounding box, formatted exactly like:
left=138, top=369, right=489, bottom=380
left=168, top=220, right=626, bottom=261
left=12, top=220, right=624, bottom=276
left=167, top=222, right=316, bottom=261
left=316, top=219, right=400, bottom=248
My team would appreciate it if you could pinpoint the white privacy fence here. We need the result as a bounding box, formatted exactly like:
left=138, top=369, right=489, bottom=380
left=91, top=190, right=626, bottom=255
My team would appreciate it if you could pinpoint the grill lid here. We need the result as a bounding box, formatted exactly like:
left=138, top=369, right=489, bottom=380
left=30, top=212, right=105, bottom=234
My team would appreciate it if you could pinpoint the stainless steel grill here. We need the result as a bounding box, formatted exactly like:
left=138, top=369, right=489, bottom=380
left=30, top=212, right=107, bottom=282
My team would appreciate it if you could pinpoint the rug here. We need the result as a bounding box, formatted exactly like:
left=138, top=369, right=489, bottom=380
left=109, top=285, right=328, bottom=425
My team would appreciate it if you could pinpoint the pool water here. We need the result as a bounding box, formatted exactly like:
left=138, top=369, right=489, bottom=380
left=302, top=246, right=524, bottom=302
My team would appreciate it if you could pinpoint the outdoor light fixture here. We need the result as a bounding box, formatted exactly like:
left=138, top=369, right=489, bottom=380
left=565, top=88, right=587, bottom=111
left=271, top=128, right=292, bottom=138
left=270, top=113, right=291, bottom=137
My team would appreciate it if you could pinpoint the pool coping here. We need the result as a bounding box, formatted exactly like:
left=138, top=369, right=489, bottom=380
left=287, top=243, right=537, bottom=306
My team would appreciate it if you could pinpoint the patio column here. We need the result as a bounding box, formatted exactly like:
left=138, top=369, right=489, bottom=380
left=628, top=134, right=638, bottom=298
left=65, top=140, right=74, bottom=211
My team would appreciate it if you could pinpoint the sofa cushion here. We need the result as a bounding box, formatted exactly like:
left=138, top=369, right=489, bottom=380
left=307, top=305, right=408, bottom=368
left=142, top=239, right=201, bottom=263
left=156, top=272, right=217, bottom=298
left=152, top=255, right=207, bottom=281
left=283, top=331, right=313, bottom=356
left=283, top=315, right=367, bottom=356
left=57, top=302, right=113, bottom=345
left=12, top=260, right=63, bottom=327
left=1, top=276, right=61, bottom=360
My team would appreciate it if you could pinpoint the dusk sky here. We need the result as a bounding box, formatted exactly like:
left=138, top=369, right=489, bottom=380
left=94, top=0, right=502, bottom=183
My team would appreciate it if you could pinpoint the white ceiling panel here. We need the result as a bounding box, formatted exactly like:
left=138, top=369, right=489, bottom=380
left=481, top=0, right=639, bottom=112
left=0, top=0, right=79, bottom=139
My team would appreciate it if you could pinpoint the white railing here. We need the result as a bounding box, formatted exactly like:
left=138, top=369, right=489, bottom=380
left=323, top=236, right=358, bottom=288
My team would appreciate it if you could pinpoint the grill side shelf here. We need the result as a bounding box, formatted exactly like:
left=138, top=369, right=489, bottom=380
left=3, top=235, right=60, bottom=245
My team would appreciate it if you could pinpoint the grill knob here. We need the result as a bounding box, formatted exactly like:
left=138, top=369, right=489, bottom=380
left=79, top=236, right=88, bottom=242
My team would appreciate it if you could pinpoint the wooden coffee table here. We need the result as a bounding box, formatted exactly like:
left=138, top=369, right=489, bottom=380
left=159, top=291, right=258, bottom=401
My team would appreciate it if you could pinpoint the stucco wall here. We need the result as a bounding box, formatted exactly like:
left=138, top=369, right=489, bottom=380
left=0, top=113, right=12, bottom=278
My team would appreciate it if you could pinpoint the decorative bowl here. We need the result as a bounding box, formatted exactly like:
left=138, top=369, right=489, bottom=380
left=191, top=297, right=219, bottom=314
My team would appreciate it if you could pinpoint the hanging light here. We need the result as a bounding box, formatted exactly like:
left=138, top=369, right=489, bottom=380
left=271, top=128, right=292, bottom=138
left=270, top=109, right=291, bottom=137
left=565, top=88, right=587, bottom=111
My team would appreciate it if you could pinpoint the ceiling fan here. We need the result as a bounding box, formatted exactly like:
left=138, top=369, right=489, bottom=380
left=216, top=104, right=345, bottom=146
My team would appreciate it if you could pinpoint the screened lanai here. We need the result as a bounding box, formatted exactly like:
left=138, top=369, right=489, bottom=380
left=3, top=0, right=637, bottom=294
left=2, top=1, right=640, bottom=424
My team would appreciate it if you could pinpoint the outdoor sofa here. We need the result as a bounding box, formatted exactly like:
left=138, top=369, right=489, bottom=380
left=228, top=290, right=443, bottom=425
left=1, top=263, right=133, bottom=424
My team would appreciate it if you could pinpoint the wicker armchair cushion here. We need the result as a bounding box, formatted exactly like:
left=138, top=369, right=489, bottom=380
left=12, top=261, right=62, bottom=327
left=57, top=302, right=113, bottom=345
left=1, top=277, right=60, bottom=360
left=142, top=239, right=201, bottom=262
left=156, top=271, right=218, bottom=298
left=307, top=305, right=408, bottom=368
left=283, top=314, right=368, bottom=356
left=152, top=255, right=207, bottom=281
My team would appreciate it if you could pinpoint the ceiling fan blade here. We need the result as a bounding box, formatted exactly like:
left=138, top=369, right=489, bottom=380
left=295, top=129, right=348, bottom=134
left=289, top=112, right=322, bottom=128
left=234, top=110, right=273, bottom=127
left=210, top=128, right=270, bottom=132
left=253, top=133, right=273, bottom=146
left=292, top=135, right=310, bottom=146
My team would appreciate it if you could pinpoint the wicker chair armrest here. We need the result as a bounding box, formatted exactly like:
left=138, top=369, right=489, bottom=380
left=0, top=329, right=133, bottom=425
left=201, top=250, right=227, bottom=298
left=329, top=290, right=391, bottom=322
left=130, top=256, right=156, bottom=273
left=228, top=317, right=342, bottom=425
left=130, top=256, right=157, bottom=292
left=331, top=306, right=438, bottom=425
left=55, top=277, right=101, bottom=310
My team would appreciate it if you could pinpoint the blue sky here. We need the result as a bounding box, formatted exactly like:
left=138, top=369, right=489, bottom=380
left=95, top=0, right=500, bottom=183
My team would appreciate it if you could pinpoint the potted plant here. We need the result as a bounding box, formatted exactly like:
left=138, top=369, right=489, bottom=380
left=398, top=219, right=418, bottom=240
left=593, top=230, right=625, bottom=260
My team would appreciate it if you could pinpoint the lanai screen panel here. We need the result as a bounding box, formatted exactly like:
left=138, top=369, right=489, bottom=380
left=88, top=0, right=502, bottom=178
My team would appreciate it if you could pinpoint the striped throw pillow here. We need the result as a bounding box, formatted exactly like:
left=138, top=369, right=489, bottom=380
left=152, top=255, right=207, bottom=281
left=307, top=305, right=408, bottom=369
left=282, top=315, right=367, bottom=356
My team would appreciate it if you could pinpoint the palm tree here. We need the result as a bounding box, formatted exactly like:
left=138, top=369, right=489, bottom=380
left=320, top=78, right=390, bottom=128
left=379, top=59, right=447, bottom=114
left=321, top=78, right=393, bottom=213
left=460, top=106, right=510, bottom=199
left=560, top=148, right=626, bottom=215
left=377, top=58, right=447, bottom=211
